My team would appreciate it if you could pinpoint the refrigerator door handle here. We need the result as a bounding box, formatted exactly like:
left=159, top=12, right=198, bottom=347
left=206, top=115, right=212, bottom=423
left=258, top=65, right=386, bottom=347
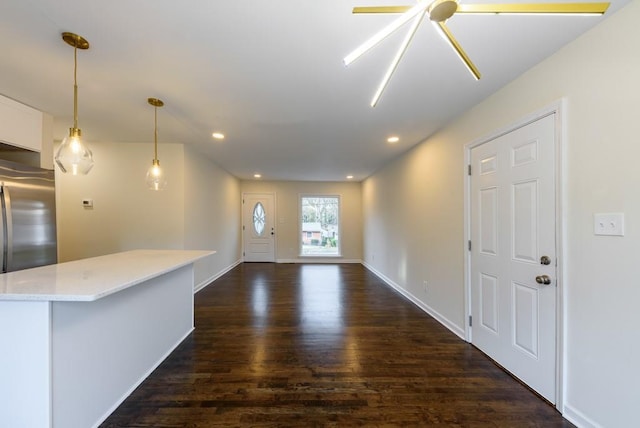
left=0, top=184, right=5, bottom=272
left=3, top=185, right=13, bottom=272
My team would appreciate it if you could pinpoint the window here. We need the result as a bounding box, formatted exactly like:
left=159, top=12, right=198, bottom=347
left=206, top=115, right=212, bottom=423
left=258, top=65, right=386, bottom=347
left=300, top=196, right=340, bottom=256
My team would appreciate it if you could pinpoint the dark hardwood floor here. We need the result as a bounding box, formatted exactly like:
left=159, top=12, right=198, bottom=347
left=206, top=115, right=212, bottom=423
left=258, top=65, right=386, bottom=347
left=101, top=263, right=572, bottom=427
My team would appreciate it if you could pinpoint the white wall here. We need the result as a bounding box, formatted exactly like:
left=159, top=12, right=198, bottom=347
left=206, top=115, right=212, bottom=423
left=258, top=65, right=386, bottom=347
left=184, top=146, right=242, bottom=288
left=240, top=180, right=362, bottom=262
left=362, top=137, right=465, bottom=335
left=56, top=141, right=241, bottom=289
left=56, top=142, right=185, bottom=261
left=363, top=2, right=639, bottom=427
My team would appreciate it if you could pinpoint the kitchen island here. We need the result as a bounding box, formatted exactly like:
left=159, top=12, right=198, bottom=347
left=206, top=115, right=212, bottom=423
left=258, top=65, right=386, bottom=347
left=0, top=249, right=214, bottom=428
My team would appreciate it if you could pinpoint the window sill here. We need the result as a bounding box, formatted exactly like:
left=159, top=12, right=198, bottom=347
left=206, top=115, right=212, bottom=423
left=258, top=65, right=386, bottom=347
left=298, top=254, right=343, bottom=258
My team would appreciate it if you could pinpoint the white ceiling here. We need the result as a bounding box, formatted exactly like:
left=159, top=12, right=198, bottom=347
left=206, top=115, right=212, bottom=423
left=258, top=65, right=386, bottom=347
left=0, top=0, right=629, bottom=181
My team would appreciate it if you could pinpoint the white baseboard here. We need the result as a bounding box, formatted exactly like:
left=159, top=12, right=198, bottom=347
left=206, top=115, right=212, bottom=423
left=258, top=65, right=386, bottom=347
left=362, top=262, right=466, bottom=340
left=276, top=258, right=362, bottom=264
left=194, top=259, right=242, bottom=293
left=562, top=403, right=601, bottom=428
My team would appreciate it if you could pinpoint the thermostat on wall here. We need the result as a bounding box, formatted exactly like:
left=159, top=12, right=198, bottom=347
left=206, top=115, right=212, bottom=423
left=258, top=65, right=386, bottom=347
left=82, top=199, right=93, bottom=208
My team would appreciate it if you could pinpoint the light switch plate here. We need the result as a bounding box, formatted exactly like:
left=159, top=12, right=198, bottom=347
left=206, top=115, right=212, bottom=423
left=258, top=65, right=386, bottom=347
left=594, top=213, right=624, bottom=236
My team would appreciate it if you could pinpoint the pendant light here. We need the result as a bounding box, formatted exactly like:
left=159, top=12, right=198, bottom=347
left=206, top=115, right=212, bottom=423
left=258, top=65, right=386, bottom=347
left=55, top=32, right=94, bottom=175
left=146, top=98, right=167, bottom=191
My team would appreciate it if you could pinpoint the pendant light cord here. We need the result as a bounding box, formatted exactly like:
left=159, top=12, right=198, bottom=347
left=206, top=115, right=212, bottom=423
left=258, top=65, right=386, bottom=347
left=154, top=105, right=158, bottom=161
left=73, top=45, right=79, bottom=129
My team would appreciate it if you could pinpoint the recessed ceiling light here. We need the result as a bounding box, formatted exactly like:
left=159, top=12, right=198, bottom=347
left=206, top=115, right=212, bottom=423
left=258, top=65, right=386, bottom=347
left=387, top=136, right=400, bottom=143
left=212, top=132, right=225, bottom=140
left=253, top=174, right=262, bottom=178
left=346, top=175, right=354, bottom=179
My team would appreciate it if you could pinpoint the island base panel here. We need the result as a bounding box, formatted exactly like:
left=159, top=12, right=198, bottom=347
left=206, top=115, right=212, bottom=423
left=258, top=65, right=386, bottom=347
left=52, top=265, right=194, bottom=428
left=0, top=300, right=52, bottom=428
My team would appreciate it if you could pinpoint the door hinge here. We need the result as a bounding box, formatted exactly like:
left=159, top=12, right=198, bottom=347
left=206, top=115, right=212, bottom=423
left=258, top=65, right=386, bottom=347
left=242, top=225, right=245, bottom=231
left=243, top=251, right=245, bottom=256
left=468, top=164, right=471, bottom=176
left=469, top=315, right=473, bottom=327
left=468, top=240, right=472, bottom=251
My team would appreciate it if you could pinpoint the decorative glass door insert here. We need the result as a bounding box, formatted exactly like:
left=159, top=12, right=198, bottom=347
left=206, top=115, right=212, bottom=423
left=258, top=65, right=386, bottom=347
left=253, top=202, right=266, bottom=236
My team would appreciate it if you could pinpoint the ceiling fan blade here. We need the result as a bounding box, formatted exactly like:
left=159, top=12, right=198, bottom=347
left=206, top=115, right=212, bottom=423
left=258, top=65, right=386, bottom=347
left=344, top=0, right=431, bottom=66
left=456, top=2, right=610, bottom=15
left=352, top=2, right=610, bottom=16
left=353, top=6, right=412, bottom=14
left=371, top=8, right=428, bottom=107
left=435, top=22, right=481, bottom=80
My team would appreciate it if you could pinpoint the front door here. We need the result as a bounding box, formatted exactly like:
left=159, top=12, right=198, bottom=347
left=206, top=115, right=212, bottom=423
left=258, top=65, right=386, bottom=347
left=469, top=114, right=557, bottom=403
left=243, top=193, right=275, bottom=262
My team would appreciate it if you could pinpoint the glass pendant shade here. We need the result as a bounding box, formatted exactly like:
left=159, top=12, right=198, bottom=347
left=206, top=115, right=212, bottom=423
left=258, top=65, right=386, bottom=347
left=55, top=128, right=94, bottom=175
left=145, top=159, right=167, bottom=191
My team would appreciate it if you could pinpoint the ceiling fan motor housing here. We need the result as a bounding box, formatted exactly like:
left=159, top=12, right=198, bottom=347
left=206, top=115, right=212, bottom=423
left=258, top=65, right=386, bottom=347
left=429, top=0, right=459, bottom=22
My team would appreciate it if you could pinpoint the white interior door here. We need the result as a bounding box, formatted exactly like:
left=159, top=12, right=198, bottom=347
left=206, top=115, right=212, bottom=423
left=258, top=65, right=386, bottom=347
left=470, top=114, right=557, bottom=403
left=243, top=193, right=275, bottom=262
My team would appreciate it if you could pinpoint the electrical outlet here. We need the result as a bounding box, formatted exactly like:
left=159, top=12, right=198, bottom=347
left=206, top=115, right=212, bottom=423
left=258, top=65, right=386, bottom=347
left=594, top=213, right=624, bottom=236
left=423, top=280, right=428, bottom=293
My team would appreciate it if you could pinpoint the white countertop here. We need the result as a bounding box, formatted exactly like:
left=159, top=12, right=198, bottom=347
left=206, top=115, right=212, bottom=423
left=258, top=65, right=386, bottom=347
left=0, top=249, right=215, bottom=302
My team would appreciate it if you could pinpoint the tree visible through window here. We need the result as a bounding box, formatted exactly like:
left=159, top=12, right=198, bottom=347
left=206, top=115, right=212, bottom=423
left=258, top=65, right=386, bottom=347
left=300, top=196, right=340, bottom=256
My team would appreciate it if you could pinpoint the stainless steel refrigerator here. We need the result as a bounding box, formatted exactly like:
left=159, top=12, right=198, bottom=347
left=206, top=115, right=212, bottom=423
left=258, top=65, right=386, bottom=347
left=0, top=159, right=57, bottom=272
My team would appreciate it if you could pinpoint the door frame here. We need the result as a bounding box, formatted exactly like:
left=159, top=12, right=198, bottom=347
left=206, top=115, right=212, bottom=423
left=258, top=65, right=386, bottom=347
left=463, top=100, right=566, bottom=410
left=242, top=192, right=277, bottom=262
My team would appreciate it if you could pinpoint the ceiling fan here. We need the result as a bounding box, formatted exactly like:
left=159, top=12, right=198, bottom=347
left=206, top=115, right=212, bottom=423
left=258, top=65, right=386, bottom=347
left=344, top=1, right=610, bottom=106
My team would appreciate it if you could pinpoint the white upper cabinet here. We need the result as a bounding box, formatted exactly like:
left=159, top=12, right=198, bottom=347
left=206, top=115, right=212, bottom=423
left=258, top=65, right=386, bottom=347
left=0, top=95, right=43, bottom=153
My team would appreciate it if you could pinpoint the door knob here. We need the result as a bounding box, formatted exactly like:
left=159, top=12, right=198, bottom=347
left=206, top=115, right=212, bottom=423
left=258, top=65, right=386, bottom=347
left=540, top=256, right=551, bottom=265
left=535, top=275, right=551, bottom=285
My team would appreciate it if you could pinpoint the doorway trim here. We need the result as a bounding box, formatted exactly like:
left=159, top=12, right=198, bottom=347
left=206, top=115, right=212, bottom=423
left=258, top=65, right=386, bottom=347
left=463, top=100, right=566, bottom=411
